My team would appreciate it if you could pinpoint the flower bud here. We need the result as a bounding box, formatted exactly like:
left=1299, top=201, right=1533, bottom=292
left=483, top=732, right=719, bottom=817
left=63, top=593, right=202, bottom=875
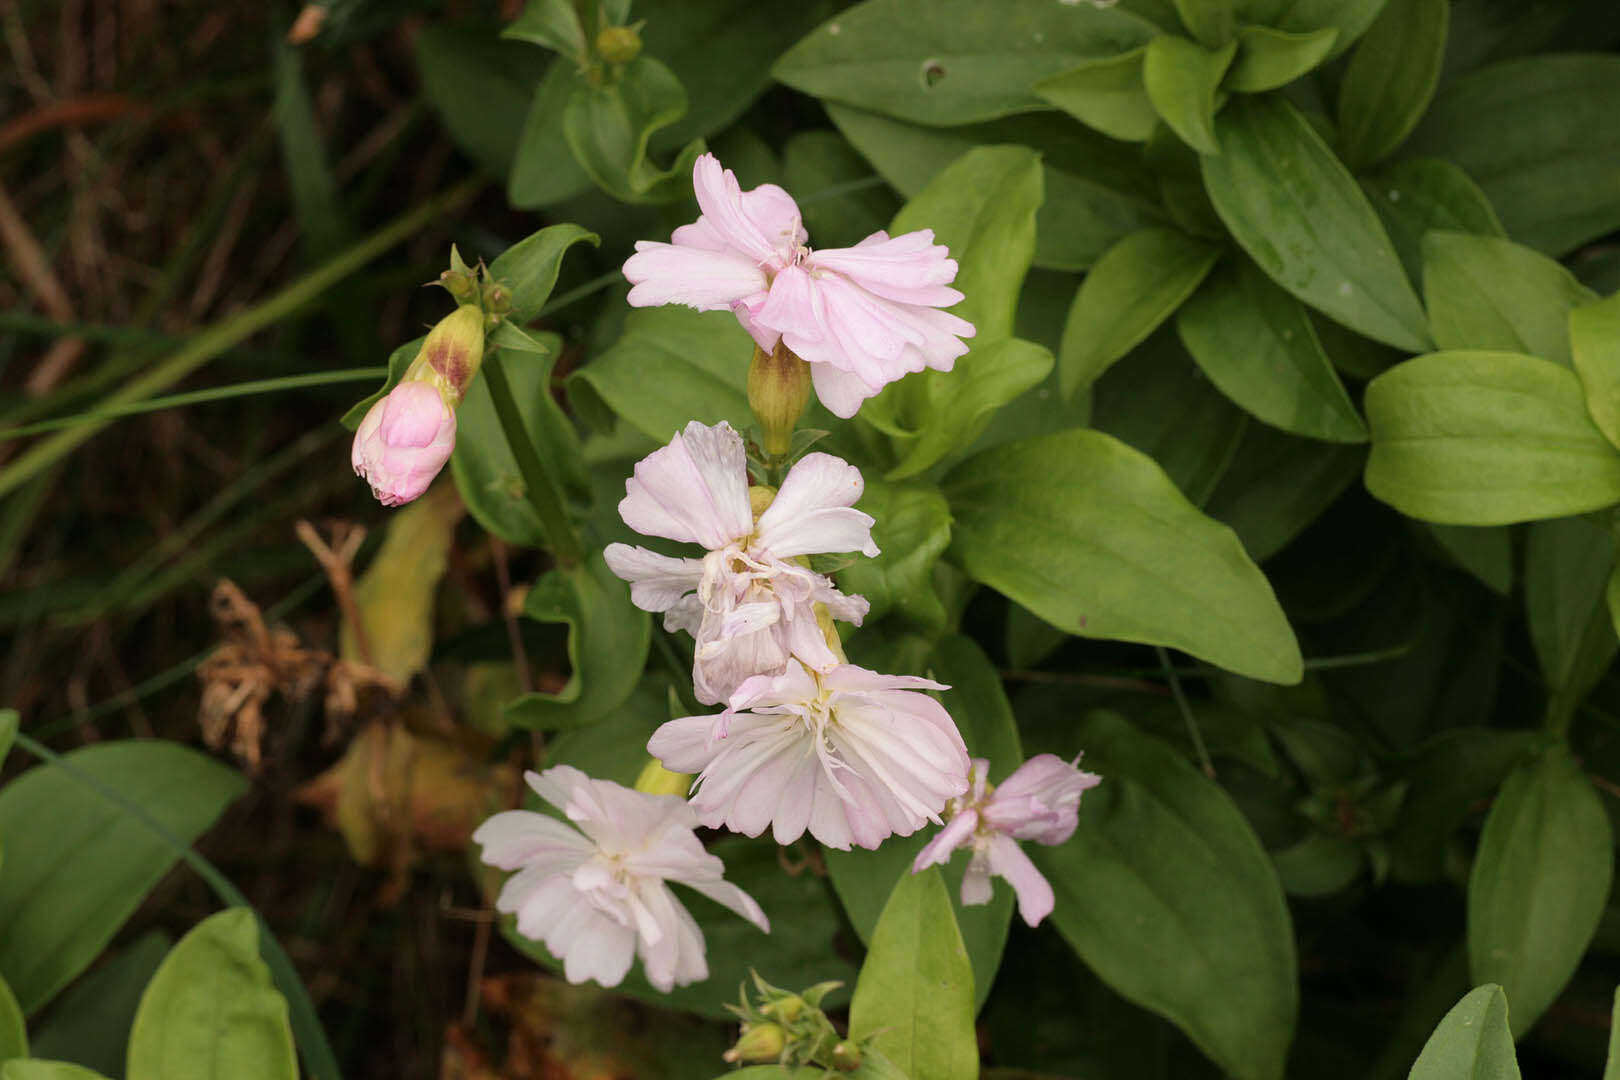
left=723, top=1022, right=786, bottom=1064
left=633, top=757, right=692, bottom=798
left=351, top=381, right=456, bottom=507
left=747, top=342, right=811, bottom=457
left=408, top=304, right=487, bottom=405
left=830, top=1040, right=864, bottom=1071
left=596, top=24, right=642, bottom=64
left=758, top=993, right=804, bottom=1024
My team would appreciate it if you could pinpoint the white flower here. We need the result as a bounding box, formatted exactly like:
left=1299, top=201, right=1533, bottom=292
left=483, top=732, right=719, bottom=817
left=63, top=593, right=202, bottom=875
left=648, top=659, right=971, bottom=851
left=604, top=419, right=879, bottom=705
left=911, top=755, right=1101, bottom=926
left=472, top=765, right=769, bottom=992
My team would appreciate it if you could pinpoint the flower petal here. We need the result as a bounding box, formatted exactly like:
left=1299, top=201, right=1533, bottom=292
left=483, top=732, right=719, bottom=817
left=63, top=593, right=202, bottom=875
left=472, top=810, right=592, bottom=871
left=808, top=228, right=965, bottom=308
left=912, top=809, right=980, bottom=872
left=987, top=834, right=1055, bottom=926
left=691, top=153, right=787, bottom=264
left=623, top=241, right=768, bottom=310
left=619, top=420, right=752, bottom=549
left=755, top=452, right=880, bottom=558
left=679, top=876, right=772, bottom=933
left=603, top=544, right=704, bottom=613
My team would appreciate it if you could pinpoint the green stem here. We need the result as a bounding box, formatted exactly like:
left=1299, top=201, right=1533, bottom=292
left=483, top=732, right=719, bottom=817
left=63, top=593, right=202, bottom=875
left=12, top=731, right=344, bottom=1080
left=0, top=177, right=483, bottom=500
left=481, top=351, right=586, bottom=567
left=1157, top=645, right=1215, bottom=779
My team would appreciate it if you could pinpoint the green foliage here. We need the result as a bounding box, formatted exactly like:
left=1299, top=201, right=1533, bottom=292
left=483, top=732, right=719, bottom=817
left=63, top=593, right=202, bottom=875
left=1422, top=231, right=1595, bottom=365
left=1408, top=985, right=1519, bottom=1080
left=28, top=933, right=169, bottom=1079
left=1335, top=0, right=1446, bottom=169
left=0, top=975, right=24, bottom=1061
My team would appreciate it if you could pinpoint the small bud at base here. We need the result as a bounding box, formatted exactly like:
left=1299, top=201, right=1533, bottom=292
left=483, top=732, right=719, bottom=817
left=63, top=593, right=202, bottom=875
left=351, top=382, right=456, bottom=507
left=724, top=1022, right=786, bottom=1064
left=831, top=1040, right=864, bottom=1071
left=596, top=24, right=642, bottom=64
left=747, top=342, right=811, bottom=457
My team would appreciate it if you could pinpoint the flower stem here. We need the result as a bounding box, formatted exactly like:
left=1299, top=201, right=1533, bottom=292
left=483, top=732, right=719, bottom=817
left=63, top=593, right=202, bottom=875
left=481, top=351, right=585, bottom=568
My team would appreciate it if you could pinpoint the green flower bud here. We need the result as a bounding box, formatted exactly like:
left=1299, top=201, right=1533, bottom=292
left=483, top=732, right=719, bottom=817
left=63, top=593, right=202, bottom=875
left=596, top=24, right=642, bottom=64
left=406, top=303, right=486, bottom=405
left=758, top=993, right=804, bottom=1024
left=723, top=1022, right=787, bottom=1064
left=747, top=342, right=812, bottom=457
left=831, top=1040, right=864, bottom=1071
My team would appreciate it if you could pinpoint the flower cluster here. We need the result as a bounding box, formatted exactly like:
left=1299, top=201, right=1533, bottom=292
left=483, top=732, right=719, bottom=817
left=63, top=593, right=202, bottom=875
left=459, top=153, right=1097, bottom=997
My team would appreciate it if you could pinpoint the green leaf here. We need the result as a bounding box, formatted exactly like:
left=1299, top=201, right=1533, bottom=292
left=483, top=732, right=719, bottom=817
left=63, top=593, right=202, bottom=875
left=1205, top=425, right=1362, bottom=561
left=1173, top=0, right=1234, bottom=46
left=0, top=709, right=15, bottom=772
left=1408, top=985, right=1519, bottom=1080
left=826, top=103, right=1164, bottom=272
left=1201, top=94, right=1431, bottom=351
left=508, top=63, right=596, bottom=208
left=1361, top=158, right=1505, bottom=289
left=340, top=335, right=421, bottom=431
left=848, top=869, right=977, bottom=1080
left=1033, top=48, right=1158, bottom=142
left=1364, top=350, right=1620, bottom=524
left=1525, top=516, right=1616, bottom=726
left=452, top=330, right=591, bottom=548
left=488, top=222, right=602, bottom=323
left=1237, top=0, right=1389, bottom=55
left=0, top=973, right=23, bottom=1061
left=1468, top=745, right=1613, bottom=1037
left=1427, top=524, right=1513, bottom=596
left=1404, top=54, right=1620, bottom=255
left=562, top=55, right=706, bottom=204
left=504, top=552, right=650, bottom=731
left=414, top=24, right=533, bottom=178
left=1034, top=712, right=1297, bottom=1080
left=945, top=428, right=1302, bottom=683
left=838, top=480, right=953, bottom=633
left=1606, top=986, right=1620, bottom=1080
left=1386, top=729, right=1536, bottom=884
left=1571, top=292, right=1620, bottom=452
left=825, top=637, right=1021, bottom=1013
left=1058, top=227, right=1219, bottom=397
left=772, top=0, right=1156, bottom=126
left=1176, top=256, right=1367, bottom=443
left=567, top=307, right=752, bottom=441
left=126, top=909, right=296, bottom=1080
left=0, top=742, right=246, bottom=1014
left=782, top=130, right=901, bottom=251
left=502, top=0, right=587, bottom=62
left=884, top=339, right=1053, bottom=480
left=1143, top=35, right=1236, bottom=156
left=29, top=933, right=170, bottom=1080
left=1422, top=231, right=1595, bottom=368
left=0, top=1065, right=112, bottom=1080
left=1335, top=0, right=1447, bottom=169
left=1224, top=25, right=1338, bottom=93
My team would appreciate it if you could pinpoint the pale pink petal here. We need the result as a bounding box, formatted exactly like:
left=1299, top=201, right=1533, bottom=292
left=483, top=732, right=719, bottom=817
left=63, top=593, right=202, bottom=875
left=808, top=766, right=857, bottom=850
left=960, top=852, right=994, bottom=906
left=664, top=594, right=705, bottom=637
left=782, top=604, right=841, bottom=672
left=562, top=909, right=638, bottom=987
left=691, top=153, right=784, bottom=265
left=819, top=665, right=947, bottom=695
left=602, top=543, right=704, bottom=613
left=983, top=754, right=1101, bottom=845
left=693, top=610, right=792, bottom=706
left=755, top=453, right=880, bottom=558
left=714, top=600, right=781, bottom=641
left=818, top=586, right=870, bottom=626
left=727, top=659, right=821, bottom=711
left=647, top=713, right=721, bottom=774
left=732, top=295, right=782, bottom=353
left=471, top=810, right=593, bottom=871
left=619, top=420, right=752, bottom=548
left=678, top=877, right=772, bottom=932
left=809, top=361, right=882, bottom=419
left=353, top=382, right=457, bottom=507
left=755, top=264, right=821, bottom=338
left=912, top=809, right=980, bottom=872
left=807, top=229, right=964, bottom=307
left=988, top=834, right=1055, bottom=926
left=768, top=751, right=821, bottom=845
left=623, top=241, right=767, bottom=310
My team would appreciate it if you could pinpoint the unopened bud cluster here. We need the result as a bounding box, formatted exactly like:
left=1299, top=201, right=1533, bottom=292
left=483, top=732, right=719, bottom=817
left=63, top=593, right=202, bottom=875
left=724, top=973, right=865, bottom=1072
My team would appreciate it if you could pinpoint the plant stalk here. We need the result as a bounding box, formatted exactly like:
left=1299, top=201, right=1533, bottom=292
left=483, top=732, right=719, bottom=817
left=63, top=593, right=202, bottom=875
left=480, top=351, right=586, bottom=568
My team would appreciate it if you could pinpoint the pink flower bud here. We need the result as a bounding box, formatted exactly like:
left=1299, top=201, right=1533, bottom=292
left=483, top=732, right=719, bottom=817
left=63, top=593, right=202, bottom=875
left=351, top=381, right=456, bottom=507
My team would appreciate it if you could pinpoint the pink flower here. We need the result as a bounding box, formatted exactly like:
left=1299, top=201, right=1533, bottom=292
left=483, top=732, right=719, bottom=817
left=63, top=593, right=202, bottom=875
left=622, top=153, right=975, bottom=418
left=351, top=381, right=456, bottom=507
left=648, top=659, right=971, bottom=851
left=472, top=765, right=769, bottom=992
left=603, top=420, right=879, bottom=705
left=912, top=755, right=1101, bottom=926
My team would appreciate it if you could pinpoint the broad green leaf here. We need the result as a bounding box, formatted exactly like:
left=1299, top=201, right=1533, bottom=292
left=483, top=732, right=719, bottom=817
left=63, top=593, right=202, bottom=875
left=1143, top=35, right=1236, bottom=156
left=945, top=428, right=1302, bottom=683
left=1525, top=516, right=1616, bottom=728
left=1336, top=0, right=1447, bottom=169
left=501, top=0, right=587, bottom=62
left=1224, top=25, right=1338, bottom=92
left=568, top=307, right=752, bottom=441
left=838, top=480, right=952, bottom=633
left=509, top=63, right=595, bottom=208
left=1034, top=49, right=1157, bottom=142
left=414, top=24, right=532, bottom=178
left=452, top=330, right=591, bottom=548
left=773, top=0, right=1156, bottom=126
left=126, top=909, right=296, bottom=1080
left=504, top=552, right=650, bottom=731
left=1173, top=0, right=1234, bottom=46
left=29, top=932, right=170, bottom=1079
left=848, top=869, right=977, bottom=1080
left=1177, top=257, right=1367, bottom=443
left=1364, top=351, right=1620, bottom=524
left=1362, top=158, right=1505, bottom=289
left=1205, top=424, right=1362, bottom=561
left=781, top=130, right=900, bottom=250
left=1468, top=746, right=1613, bottom=1037
left=1035, top=712, right=1297, bottom=1080
left=1404, top=54, right=1620, bottom=255
left=1143, top=124, right=1226, bottom=239
left=0, top=973, right=23, bottom=1060
left=0, top=709, right=14, bottom=771
left=1422, top=231, right=1595, bottom=367
left=340, top=482, right=462, bottom=683
left=1058, top=227, right=1219, bottom=397
left=827, top=103, right=1164, bottom=271
left=1201, top=94, right=1431, bottom=351
left=0, top=1065, right=111, bottom=1080
left=1571, top=292, right=1620, bottom=452
left=825, top=637, right=1021, bottom=1012
left=340, top=336, right=421, bottom=430
left=1607, top=986, right=1620, bottom=1080
left=488, top=223, right=601, bottom=324
left=562, top=56, right=706, bottom=205
left=1238, top=0, right=1390, bottom=55
left=1408, top=985, right=1519, bottom=1080
left=0, top=742, right=246, bottom=1014
left=1427, top=524, right=1512, bottom=596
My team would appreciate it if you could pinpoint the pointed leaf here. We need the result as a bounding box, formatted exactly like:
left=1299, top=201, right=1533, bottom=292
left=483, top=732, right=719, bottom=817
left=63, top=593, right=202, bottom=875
left=1571, top=292, right=1620, bottom=452
left=1058, top=227, right=1219, bottom=397
left=1526, top=516, right=1617, bottom=713
left=1173, top=0, right=1234, bottom=47
left=126, top=909, right=296, bottom=1080
left=1408, top=985, right=1519, bottom=1080
left=1237, top=0, right=1389, bottom=55
left=1177, top=256, right=1367, bottom=442
left=1365, top=350, right=1620, bottom=524
left=1362, top=158, right=1505, bottom=288
left=0, top=710, right=14, bottom=772
left=1, top=1065, right=112, bottom=1080
left=1143, top=35, right=1236, bottom=155
left=837, top=480, right=953, bottom=633
left=501, top=0, right=587, bottom=62
left=413, top=25, right=532, bottom=178
left=1224, top=25, right=1338, bottom=92
left=848, top=868, right=977, bottom=1080
left=1468, top=746, right=1613, bottom=1037
left=1033, top=48, right=1157, bottom=142
left=945, top=428, right=1302, bottom=683
left=29, top=932, right=170, bottom=1079
left=562, top=56, right=706, bottom=205
left=1201, top=94, right=1430, bottom=351
left=1336, top=0, right=1447, bottom=169
left=1205, top=425, right=1362, bottom=561
left=1606, top=986, right=1620, bottom=1080
left=0, top=973, right=23, bottom=1060
left=508, top=63, right=596, bottom=208
left=1422, top=231, right=1595, bottom=367
left=488, top=223, right=601, bottom=323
